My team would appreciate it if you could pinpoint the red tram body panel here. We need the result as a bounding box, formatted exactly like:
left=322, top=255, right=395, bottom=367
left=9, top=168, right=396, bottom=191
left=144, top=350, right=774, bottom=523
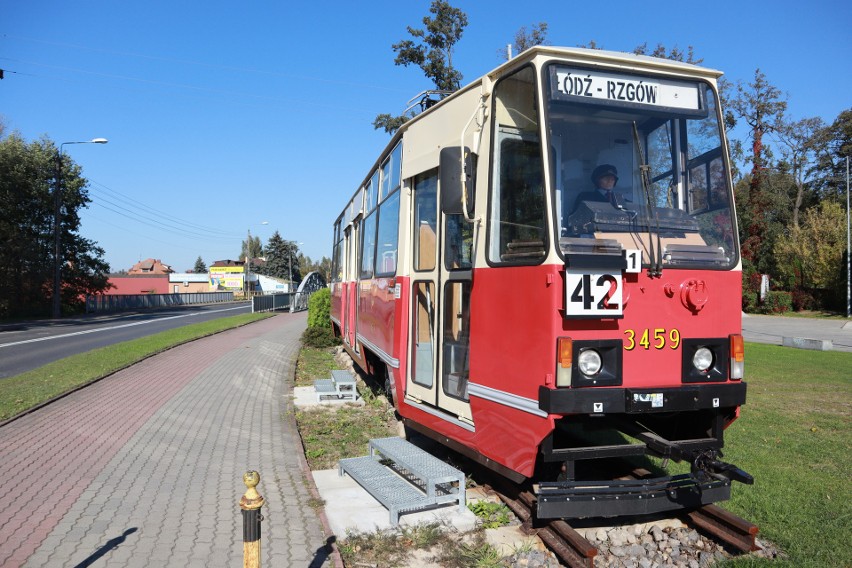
left=330, top=46, right=752, bottom=519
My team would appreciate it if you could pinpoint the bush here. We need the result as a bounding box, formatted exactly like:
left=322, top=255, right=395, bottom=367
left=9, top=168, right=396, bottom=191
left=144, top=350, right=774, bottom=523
left=791, top=288, right=819, bottom=312
left=742, top=291, right=759, bottom=313
left=758, top=291, right=792, bottom=314
left=301, top=326, right=339, bottom=348
left=307, top=288, right=331, bottom=329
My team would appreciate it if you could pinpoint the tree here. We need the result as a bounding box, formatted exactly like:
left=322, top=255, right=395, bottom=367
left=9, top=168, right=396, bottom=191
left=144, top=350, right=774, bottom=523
left=261, top=231, right=301, bottom=284
left=813, top=108, right=852, bottom=201
left=298, top=254, right=333, bottom=283
left=193, top=256, right=207, bottom=273
left=773, top=201, right=847, bottom=302
left=0, top=133, right=111, bottom=318
left=374, top=0, right=468, bottom=134
left=633, top=43, right=703, bottom=65
left=240, top=233, right=263, bottom=261
left=503, top=23, right=548, bottom=60
left=773, top=116, right=826, bottom=227
left=727, top=69, right=787, bottom=269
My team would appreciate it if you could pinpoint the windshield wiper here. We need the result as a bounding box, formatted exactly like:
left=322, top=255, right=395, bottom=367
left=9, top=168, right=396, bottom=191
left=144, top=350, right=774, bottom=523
left=632, top=122, right=663, bottom=277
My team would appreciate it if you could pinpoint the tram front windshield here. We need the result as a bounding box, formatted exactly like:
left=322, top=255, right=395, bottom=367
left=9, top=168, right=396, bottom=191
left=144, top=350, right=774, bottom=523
left=546, top=64, right=738, bottom=270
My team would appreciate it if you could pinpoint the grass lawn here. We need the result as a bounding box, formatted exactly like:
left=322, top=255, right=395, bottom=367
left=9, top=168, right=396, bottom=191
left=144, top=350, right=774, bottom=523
left=0, top=312, right=272, bottom=421
left=719, top=343, right=851, bottom=567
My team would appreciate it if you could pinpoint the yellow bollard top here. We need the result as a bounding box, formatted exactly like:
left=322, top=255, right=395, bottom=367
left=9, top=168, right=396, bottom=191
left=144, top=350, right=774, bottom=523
left=240, top=470, right=265, bottom=510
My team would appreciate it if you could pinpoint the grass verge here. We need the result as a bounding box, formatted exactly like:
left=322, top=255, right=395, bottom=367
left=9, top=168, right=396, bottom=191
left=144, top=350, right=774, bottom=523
left=719, top=343, right=851, bottom=567
left=0, top=312, right=273, bottom=421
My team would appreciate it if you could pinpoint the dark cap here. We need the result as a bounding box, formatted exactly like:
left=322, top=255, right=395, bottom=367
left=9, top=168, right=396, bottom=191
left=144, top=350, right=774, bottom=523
left=591, top=164, right=618, bottom=184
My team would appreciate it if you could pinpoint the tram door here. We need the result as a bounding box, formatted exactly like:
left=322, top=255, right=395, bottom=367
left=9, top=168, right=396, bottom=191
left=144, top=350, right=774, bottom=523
left=406, top=171, right=472, bottom=422
left=343, top=221, right=359, bottom=352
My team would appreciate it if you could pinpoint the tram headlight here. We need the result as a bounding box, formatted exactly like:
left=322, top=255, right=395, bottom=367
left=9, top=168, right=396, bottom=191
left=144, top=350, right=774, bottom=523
left=692, top=347, right=714, bottom=373
left=578, top=349, right=603, bottom=376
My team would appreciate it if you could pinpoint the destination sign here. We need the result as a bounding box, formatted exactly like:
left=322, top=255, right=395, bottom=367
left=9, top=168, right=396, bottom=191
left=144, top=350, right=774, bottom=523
left=551, top=67, right=701, bottom=111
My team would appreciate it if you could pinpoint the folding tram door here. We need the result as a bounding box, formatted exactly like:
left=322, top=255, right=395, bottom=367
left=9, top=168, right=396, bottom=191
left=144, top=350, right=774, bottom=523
left=406, top=172, right=472, bottom=423
left=343, top=220, right=359, bottom=353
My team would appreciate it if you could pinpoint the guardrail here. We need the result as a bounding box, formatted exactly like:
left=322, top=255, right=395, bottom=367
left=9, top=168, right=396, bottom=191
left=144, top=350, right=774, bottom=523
left=85, top=292, right=235, bottom=313
left=251, top=291, right=315, bottom=314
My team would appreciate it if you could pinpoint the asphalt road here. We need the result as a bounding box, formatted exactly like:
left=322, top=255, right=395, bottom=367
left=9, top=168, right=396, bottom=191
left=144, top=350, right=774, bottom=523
left=0, top=302, right=252, bottom=378
left=741, top=313, right=852, bottom=352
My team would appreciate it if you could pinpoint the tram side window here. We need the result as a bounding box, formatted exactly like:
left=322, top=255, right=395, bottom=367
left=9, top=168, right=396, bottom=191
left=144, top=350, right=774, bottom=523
left=442, top=281, right=470, bottom=401
left=375, top=190, right=400, bottom=276
left=489, top=65, right=547, bottom=264
left=445, top=214, right=473, bottom=270
left=414, top=170, right=438, bottom=272
left=360, top=211, right=377, bottom=279
left=366, top=172, right=379, bottom=212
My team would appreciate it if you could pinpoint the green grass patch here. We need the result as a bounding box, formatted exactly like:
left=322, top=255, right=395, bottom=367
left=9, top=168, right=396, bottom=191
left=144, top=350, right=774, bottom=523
left=718, top=343, right=851, bottom=567
left=294, top=345, right=338, bottom=387
left=296, top=402, right=399, bottom=470
left=0, top=312, right=272, bottom=421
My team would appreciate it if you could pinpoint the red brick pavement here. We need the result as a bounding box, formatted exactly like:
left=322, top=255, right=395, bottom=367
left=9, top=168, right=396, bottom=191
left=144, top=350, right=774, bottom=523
left=0, top=316, right=288, bottom=567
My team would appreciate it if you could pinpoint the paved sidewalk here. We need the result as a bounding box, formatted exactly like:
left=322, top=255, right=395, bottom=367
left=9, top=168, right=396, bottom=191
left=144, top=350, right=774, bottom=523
left=0, top=312, right=332, bottom=567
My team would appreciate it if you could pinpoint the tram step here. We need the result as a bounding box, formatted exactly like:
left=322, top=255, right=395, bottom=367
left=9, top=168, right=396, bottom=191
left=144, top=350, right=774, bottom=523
left=338, top=437, right=466, bottom=525
left=369, top=437, right=465, bottom=511
left=338, top=456, right=433, bottom=524
left=313, top=370, right=358, bottom=402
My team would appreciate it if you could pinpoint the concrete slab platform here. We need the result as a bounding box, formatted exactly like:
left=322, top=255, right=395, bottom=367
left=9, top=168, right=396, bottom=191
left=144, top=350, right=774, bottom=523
left=312, top=468, right=478, bottom=538
left=782, top=336, right=833, bottom=351
left=293, top=385, right=364, bottom=409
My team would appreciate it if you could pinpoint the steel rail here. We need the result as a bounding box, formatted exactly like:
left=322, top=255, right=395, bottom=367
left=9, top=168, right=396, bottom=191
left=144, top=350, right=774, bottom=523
left=684, top=503, right=760, bottom=553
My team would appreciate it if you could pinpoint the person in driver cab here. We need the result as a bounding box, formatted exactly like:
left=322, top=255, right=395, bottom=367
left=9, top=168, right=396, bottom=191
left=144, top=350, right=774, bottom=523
left=573, top=164, right=623, bottom=210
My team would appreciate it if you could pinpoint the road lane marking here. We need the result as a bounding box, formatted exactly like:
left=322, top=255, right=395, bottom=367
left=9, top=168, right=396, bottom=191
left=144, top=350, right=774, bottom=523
left=0, top=305, right=250, bottom=349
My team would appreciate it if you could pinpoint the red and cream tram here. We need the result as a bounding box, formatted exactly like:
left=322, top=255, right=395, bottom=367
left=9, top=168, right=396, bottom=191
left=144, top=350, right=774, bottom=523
left=330, top=46, right=751, bottom=518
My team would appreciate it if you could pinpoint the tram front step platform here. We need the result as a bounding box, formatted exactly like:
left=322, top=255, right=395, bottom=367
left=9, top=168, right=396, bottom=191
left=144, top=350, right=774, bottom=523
left=338, top=456, right=433, bottom=524
left=338, top=437, right=466, bottom=524
left=313, top=369, right=357, bottom=402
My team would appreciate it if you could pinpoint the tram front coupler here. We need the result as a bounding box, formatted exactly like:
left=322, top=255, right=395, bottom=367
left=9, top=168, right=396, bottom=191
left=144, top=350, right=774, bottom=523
left=690, top=450, right=754, bottom=485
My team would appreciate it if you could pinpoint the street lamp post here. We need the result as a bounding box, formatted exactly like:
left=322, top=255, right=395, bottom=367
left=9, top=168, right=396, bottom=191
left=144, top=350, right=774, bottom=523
left=245, top=222, right=268, bottom=297
left=53, top=138, right=108, bottom=319
left=288, top=241, right=303, bottom=292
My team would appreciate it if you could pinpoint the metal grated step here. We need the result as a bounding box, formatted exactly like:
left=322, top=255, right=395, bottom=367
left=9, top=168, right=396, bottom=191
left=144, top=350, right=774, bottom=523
left=338, top=456, right=432, bottom=524
left=369, top=437, right=465, bottom=508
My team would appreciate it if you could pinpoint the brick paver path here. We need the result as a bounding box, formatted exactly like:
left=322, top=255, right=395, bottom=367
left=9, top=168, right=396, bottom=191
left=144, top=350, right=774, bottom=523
left=0, top=312, right=329, bottom=567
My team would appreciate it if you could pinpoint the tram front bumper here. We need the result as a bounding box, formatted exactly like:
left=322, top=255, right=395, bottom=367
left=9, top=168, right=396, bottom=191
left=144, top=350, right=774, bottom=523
left=538, top=382, right=747, bottom=415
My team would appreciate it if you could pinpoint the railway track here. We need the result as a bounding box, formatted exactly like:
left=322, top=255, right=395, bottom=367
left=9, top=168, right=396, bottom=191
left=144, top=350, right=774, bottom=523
left=483, top=481, right=760, bottom=568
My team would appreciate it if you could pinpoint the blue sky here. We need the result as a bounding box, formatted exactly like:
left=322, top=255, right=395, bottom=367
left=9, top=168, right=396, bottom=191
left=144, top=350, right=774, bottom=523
left=2, top=0, right=850, bottom=273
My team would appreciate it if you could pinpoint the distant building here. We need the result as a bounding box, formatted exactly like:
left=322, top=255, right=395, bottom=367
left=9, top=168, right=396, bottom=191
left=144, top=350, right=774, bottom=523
left=128, top=258, right=174, bottom=275
left=168, top=273, right=210, bottom=293
left=210, top=258, right=265, bottom=292
left=104, top=274, right=170, bottom=295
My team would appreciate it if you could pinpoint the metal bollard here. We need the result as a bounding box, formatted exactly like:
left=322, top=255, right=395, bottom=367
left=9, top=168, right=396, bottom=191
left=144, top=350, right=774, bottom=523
left=240, top=471, right=265, bottom=568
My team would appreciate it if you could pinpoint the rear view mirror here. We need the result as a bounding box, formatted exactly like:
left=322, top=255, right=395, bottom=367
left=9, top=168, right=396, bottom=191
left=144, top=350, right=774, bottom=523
left=440, top=146, right=476, bottom=217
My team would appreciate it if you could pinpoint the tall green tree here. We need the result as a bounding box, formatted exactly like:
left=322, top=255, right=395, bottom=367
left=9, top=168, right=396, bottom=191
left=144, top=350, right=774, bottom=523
left=0, top=133, right=110, bottom=318
left=373, top=0, right=468, bottom=134
left=261, top=231, right=301, bottom=283
left=240, top=233, right=263, bottom=261
left=813, top=108, right=852, bottom=201
left=193, top=256, right=207, bottom=273
left=727, top=69, right=787, bottom=270
left=773, top=116, right=826, bottom=227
